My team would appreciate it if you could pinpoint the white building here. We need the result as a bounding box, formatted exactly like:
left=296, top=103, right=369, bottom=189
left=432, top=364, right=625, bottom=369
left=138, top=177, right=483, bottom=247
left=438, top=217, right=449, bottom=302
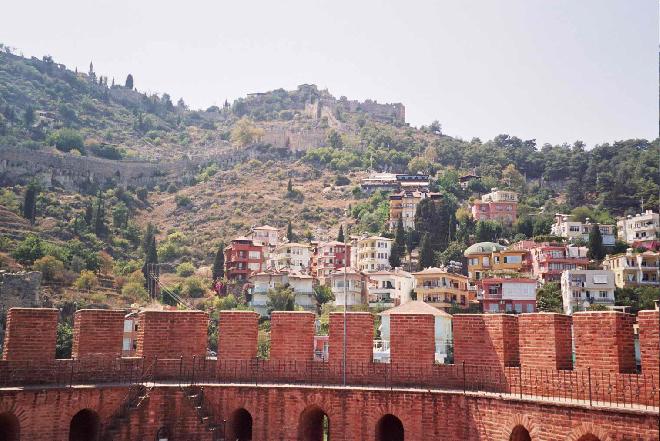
left=617, top=210, right=659, bottom=246
left=270, top=242, right=311, bottom=272
left=249, top=270, right=315, bottom=316
left=602, top=250, right=660, bottom=289
left=560, top=269, right=616, bottom=315
left=481, top=189, right=518, bottom=203
left=250, top=225, right=282, bottom=247
left=329, top=267, right=366, bottom=307
left=550, top=214, right=616, bottom=246
left=365, top=269, right=415, bottom=309
left=356, top=236, right=393, bottom=272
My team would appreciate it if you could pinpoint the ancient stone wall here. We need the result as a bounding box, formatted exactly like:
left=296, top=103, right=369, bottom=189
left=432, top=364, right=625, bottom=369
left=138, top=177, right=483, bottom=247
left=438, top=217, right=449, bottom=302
left=0, top=271, right=41, bottom=309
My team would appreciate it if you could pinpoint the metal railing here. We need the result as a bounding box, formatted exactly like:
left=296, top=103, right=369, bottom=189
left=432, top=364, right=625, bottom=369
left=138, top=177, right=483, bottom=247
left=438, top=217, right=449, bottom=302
left=0, top=357, right=657, bottom=411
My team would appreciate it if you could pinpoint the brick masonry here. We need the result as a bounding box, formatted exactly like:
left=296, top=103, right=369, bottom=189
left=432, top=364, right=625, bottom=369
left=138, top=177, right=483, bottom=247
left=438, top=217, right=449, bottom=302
left=389, top=314, right=435, bottom=365
left=573, top=311, right=636, bottom=374
left=270, top=311, right=315, bottom=361
left=518, top=313, right=572, bottom=370
left=135, top=310, right=208, bottom=359
left=72, top=309, right=125, bottom=359
left=2, top=307, right=58, bottom=361
left=454, top=314, right=519, bottom=367
left=638, top=310, right=659, bottom=380
left=328, top=312, right=373, bottom=363
left=218, top=310, right=259, bottom=360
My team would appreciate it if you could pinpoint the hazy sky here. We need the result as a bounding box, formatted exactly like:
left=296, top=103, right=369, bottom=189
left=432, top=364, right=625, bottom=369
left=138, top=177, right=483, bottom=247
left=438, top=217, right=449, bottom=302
left=2, top=0, right=657, bottom=146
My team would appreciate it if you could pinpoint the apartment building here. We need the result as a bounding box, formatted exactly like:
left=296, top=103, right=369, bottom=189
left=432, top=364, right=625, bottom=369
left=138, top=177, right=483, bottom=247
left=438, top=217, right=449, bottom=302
left=224, top=237, right=264, bottom=281
left=617, top=210, right=659, bottom=248
left=464, top=242, right=531, bottom=283
left=249, top=270, right=315, bottom=316
left=412, top=267, right=471, bottom=312
left=560, top=269, right=616, bottom=315
left=529, top=243, right=589, bottom=284
left=356, top=236, right=393, bottom=272
left=249, top=225, right=282, bottom=247
left=602, top=250, right=660, bottom=289
left=480, top=277, right=537, bottom=313
left=329, top=267, right=367, bottom=307
left=270, top=242, right=311, bottom=272
left=550, top=214, right=616, bottom=246
left=360, top=173, right=430, bottom=194
left=388, top=190, right=441, bottom=230
left=365, top=269, right=415, bottom=309
left=471, top=189, right=518, bottom=224
left=312, top=241, right=351, bottom=281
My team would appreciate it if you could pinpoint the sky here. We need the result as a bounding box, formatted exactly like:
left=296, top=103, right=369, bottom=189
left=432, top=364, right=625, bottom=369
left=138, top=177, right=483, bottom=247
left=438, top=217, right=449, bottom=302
left=1, top=0, right=657, bottom=147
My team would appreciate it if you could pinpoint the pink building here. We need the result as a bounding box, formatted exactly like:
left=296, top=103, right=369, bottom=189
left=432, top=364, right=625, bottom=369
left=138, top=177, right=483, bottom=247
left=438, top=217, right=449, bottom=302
left=471, top=189, right=518, bottom=224
left=529, top=243, right=589, bottom=284
left=480, top=278, right=537, bottom=313
left=313, top=241, right=351, bottom=281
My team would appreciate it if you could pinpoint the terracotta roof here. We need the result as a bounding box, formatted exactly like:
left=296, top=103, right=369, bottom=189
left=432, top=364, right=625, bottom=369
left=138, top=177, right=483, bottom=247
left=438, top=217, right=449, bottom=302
left=380, top=301, right=452, bottom=318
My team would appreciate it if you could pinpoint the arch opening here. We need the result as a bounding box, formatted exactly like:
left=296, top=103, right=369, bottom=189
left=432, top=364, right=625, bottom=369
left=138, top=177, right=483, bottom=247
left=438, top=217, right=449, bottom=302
left=577, top=436, right=601, bottom=441
left=0, top=412, right=20, bottom=441
left=375, top=414, right=404, bottom=441
left=229, top=408, right=253, bottom=441
left=298, top=405, right=330, bottom=441
left=69, top=409, right=100, bottom=441
left=509, top=425, right=531, bottom=441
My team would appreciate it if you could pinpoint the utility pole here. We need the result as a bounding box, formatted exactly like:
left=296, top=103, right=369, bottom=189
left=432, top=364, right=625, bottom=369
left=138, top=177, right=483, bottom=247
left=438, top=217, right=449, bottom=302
left=342, top=223, right=348, bottom=386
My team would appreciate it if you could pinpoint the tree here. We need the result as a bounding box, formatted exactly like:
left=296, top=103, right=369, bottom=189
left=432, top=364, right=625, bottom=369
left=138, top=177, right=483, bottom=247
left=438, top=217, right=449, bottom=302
left=475, top=220, right=502, bottom=242
left=12, top=234, right=44, bottom=264
left=92, top=191, right=106, bottom=237
left=212, top=243, right=225, bottom=281
left=230, top=117, right=264, bottom=147
left=336, top=225, right=345, bottom=243
left=125, top=74, right=134, bottom=89
left=327, top=129, right=343, bottom=149
left=33, top=256, right=65, bottom=282
left=22, top=182, right=38, bottom=224
left=536, top=282, right=562, bottom=313
left=23, top=105, right=35, bottom=128
left=286, top=220, right=295, bottom=242
left=287, top=178, right=293, bottom=193
left=267, top=284, right=296, bottom=313
left=112, top=201, right=129, bottom=229
left=389, top=217, right=405, bottom=268
left=142, top=226, right=158, bottom=293
left=56, top=322, right=73, bottom=358
left=74, top=270, right=99, bottom=290
left=418, top=233, right=434, bottom=269
left=587, top=224, right=606, bottom=261
left=435, top=241, right=465, bottom=267
left=313, top=285, right=334, bottom=314
left=47, top=128, right=85, bottom=154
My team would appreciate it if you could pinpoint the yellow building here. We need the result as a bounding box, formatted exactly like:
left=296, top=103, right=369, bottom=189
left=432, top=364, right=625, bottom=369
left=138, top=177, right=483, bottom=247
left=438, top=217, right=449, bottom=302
left=388, top=191, right=441, bottom=230
left=602, top=250, right=660, bottom=289
left=412, top=267, right=471, bottom=311
left=464, top=242, right=531, bottom=282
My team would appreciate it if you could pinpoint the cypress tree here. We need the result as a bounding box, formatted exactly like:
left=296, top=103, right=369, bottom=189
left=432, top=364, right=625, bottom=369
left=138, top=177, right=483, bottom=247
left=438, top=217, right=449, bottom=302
left=337, top=225, right=345, bottom=243
left=287, top=220, right=294, bottom=241
left=212, top=243, right=225, bottom=281
left=92, top=191, right=105, bottom=237
left=125, top=74, right=134, bottom=89
left=287, top=178, right=293, bottom=193
left=418, top=233, right=434, bottom=269
left=389, top=216, right=405, bottom=268
left=142, top=234, right=158, bottom=292
left=587, top=224, right=606, bottom=261
left=22, top=182, right=38, bottom=224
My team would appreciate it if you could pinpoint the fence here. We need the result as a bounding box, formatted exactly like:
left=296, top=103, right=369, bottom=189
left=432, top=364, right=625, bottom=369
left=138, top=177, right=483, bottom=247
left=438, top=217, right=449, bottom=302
left=0, top=357, right=657, bottom=411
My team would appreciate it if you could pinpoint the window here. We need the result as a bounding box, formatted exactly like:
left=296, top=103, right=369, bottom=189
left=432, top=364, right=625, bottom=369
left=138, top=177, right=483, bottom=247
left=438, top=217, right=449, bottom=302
left=489, top=304, right=499, bottom=312
left=599, top=291, right=608, bottom=298
left=514, top=303, right=523, bottom=313
left=503, top=255, right=521, bottom=264
left=248, top=251, right=260, bottom=259
left=526, top=304, right=534, bottom=313
left=505, top=303, right=513, bottom=312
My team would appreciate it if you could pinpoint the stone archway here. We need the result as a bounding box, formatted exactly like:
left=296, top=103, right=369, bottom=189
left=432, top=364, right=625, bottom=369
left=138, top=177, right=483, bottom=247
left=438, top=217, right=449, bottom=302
left=565, top=423, right=611, bottom=441
left=69, top=409, right=100, bottom=441
left=375, top=414, right=404, bottom=441
left=509, top=425, right=531, bottom=441
left=0, top=412, right=20, bottom=441
left=228, top=408, right=253, bottom=441
left=298, top=405, right=330, bottom=441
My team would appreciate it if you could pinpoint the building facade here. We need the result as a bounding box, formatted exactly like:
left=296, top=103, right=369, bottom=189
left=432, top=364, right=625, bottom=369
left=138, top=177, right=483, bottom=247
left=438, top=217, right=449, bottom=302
left=560, top=269, right=616, bottom=315
left=248, top=270, right=315, bottom=316
left=530, top=243, right=589, bottom=284
left=464, top=242, right=531, bottom=284
left=480, top=278, right=537, bottom=313
left=312, top=241, right=351, bottom=281
left=388, top=190, right=441, bottom=230
left=365, top=269, right=415, bottom=309
left=270, top=242, right=311, bottom=272
left=250, top=225, right=282, bottom=247
left=224, top=237, right=264, bottom=281
left=412, top=267, right=471, bottom=312
left=471, top=189, right=518, bottom=224
left=329, top=267, right=367, bottom=307
left=550, top=214, right=616, bottom=246
left=602, top=250, right=660, bottom=289
left=356, top=236, right=393, bottom=272
left=617, top=210, right=660, bottom=248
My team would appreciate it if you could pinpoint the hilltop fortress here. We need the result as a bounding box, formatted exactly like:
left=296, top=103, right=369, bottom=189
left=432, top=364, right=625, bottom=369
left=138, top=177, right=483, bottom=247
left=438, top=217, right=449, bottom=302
left=0, top=307, right=657, bottom=440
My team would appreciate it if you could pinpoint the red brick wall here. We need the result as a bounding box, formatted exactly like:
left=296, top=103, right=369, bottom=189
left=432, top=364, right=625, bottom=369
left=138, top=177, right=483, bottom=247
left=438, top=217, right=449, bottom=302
left=270, top=311, right=315, bottom=361
left=218, top=310, right=259, bottom=359
left=518, top=313, right=572, bottom=370
left=2, top=307, right=58, bottom=361
left=135, top=310, right=208, bottom=359
left=389, top=314, right=434, bottom=365
left=328, top=312, right=373, bottom=363
left=72, top=309, right=125, bottom=359
left=454, top=314, right=519, bottom=367
left=573, top=311, right=636, bottom=373
left=638, top=310, right=659, bottom=380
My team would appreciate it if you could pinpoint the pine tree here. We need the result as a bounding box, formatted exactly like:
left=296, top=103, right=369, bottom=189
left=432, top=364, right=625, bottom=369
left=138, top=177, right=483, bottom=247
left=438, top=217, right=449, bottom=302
left=418, top=233, right=434, bottom=269
left=337, top=225, right=345, bottom=243
left=212, top=243, right=225, bottom=281
left=22, top=182, right=38, bottom=224
left=125, top=74, right=134, bottom=89
left=587, top=224, right=606, bottom=261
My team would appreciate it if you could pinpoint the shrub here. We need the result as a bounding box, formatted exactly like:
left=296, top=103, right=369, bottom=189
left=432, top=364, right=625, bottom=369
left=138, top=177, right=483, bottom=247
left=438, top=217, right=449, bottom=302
left=74, top=270, right=98, bottom=290
left=121, top=282, right=149, bottom=302
left=176, top=262, right=195, bottom=277
left=47, top=128, right=85, bottom=154
left=32, top=255, right=65, bottom=282
left=334, top=175, right=351, bottom=186
left=175, top=194, right=192, bottom=208
left=182, top=277, right=206, bottom=298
